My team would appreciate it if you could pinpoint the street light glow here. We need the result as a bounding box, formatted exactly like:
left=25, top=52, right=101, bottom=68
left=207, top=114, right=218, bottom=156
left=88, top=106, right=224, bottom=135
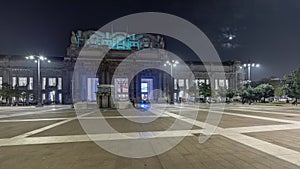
left=164, top=59, right=179, bottom=105
left=242, top=62, right=261, bottom=86
left=25, top=54, right=51, bottom=107
left=165, top=60, right=179, bottom=67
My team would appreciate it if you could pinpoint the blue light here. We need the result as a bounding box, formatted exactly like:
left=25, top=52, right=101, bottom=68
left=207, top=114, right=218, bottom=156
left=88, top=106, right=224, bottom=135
left=82, top=32, right=145, bottom=50
left=139, top=103, right=150, bottom=111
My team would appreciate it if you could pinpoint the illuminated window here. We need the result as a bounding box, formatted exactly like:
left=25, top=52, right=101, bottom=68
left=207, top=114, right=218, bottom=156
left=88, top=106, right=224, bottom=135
left=42, top=77, right=46, bottom=90
left=186, top=79, right=189, bottom=89
left=178, top=79, right=184, bottom=87
left=87, top=78, right=98, bottom=101
left=58, top=78, right=62, bottom=90
left=48, top=78, right=56, bottom=87
left=42, top=93, right=46, bottom=102
left=28, top=77, right=33, bottom=90
left=18, top=77, right=27, bottom=86
left=219, top=80, right=225, bottom=88
left=12, top=77, right=17, bottom=88
left=226, top=80, right=229, bottom=89
left=0, top=77, right=2, bottom=89
left=114, top=78, right=129, bottom=100
left=215, top=79, right=219, bottom=90
left=206, top=79, right=210, bottom=85
left=141, top=83, right=148, bottom=93
left=58, top=93, right=62, bottom=103
left=199, top=79, right=205, bottom=84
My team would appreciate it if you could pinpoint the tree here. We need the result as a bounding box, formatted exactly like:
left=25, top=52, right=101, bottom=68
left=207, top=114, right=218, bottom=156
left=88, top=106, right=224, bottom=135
left=274, top=86, right=284, bottom=97
left=255, top=84, right=275, bottom=102
left=198, top=82, right=211, bottom=99
left=226, top=89, right=236, bottom=100
left=0, top=83, right=26, bottom=106
left=0, top=83, right=14, bottom=105
left=240, top=86, right=259, bottom=103
left=284, top=68, right=300, bottom=103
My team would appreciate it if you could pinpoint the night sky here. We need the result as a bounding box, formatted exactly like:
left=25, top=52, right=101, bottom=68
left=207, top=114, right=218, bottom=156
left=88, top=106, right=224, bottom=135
left=1, top=0, right=300, bottom=80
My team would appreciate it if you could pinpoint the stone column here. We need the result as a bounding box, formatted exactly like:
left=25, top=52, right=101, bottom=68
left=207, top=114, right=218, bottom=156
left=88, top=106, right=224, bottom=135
left=135, top=73, right=141, bottom=101
left=158, top=71, right=162, bottom=94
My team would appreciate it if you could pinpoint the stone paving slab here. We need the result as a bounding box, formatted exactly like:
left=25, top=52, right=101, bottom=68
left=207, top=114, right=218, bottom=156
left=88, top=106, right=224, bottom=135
left=0, top=121, right=61, bottom=138
left=170, top=110, right=286, bottom=128
left=245, top=129, right=300, bottom=152
left=215, top=113, right=288, bottom=128
left=1, top=105, right=300, bottom=168
left=85, top=109, right=158, bottom=117
left=0, top=136, right=299, bottom=169
left=1, top=110, right=76, bottom=120
left=224, top=109, right=300, bottom=121
left=32, top=118, right=201, bottom=137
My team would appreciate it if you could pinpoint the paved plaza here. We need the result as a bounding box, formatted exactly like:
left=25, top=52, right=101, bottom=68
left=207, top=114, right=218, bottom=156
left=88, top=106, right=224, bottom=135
left=1, top=104, right=300, bottom=169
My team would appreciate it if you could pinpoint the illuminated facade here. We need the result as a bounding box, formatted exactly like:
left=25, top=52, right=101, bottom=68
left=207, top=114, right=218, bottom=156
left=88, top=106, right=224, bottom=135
left=69, top=30, right=244, bottom=103
left=0, top=55, right=73, bottom=104
left=0, top=30, right=244, bottom=105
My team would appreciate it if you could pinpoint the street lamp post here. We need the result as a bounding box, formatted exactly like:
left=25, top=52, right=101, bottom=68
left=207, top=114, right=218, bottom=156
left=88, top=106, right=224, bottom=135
left=243, top=62, right=260, bottom=85
left=164, top=60, right=179, bottom=104
left=26, top=55, right=51, bottom=106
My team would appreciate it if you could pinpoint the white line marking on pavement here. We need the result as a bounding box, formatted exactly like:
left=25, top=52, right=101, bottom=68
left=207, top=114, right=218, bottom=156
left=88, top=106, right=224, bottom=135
left=167, top=105, right=300, bottom=124
left=2, top=104, right=300, bottom=166
left=0, top=106, right=71, bottom=119
left=152, top=104, right=300, bottom=166
left=0, top=115, right=170, bottom=122
left=0, top=129, right=205, bottom=147
left=10, top=111, right=95, bottom=139
left=0, top=118, right=69, bottom=122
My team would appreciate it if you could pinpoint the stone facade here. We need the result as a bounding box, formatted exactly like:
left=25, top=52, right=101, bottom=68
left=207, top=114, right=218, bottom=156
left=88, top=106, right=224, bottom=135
left=0, top=30, right=244, bottom=104
left=0, top=55, right=73, bottom=104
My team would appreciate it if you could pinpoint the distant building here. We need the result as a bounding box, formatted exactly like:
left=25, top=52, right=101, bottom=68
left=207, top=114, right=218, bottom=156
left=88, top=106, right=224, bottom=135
left=0, top=30, right=244, bottom=104
left=0, top=55, right=73, bottom=104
